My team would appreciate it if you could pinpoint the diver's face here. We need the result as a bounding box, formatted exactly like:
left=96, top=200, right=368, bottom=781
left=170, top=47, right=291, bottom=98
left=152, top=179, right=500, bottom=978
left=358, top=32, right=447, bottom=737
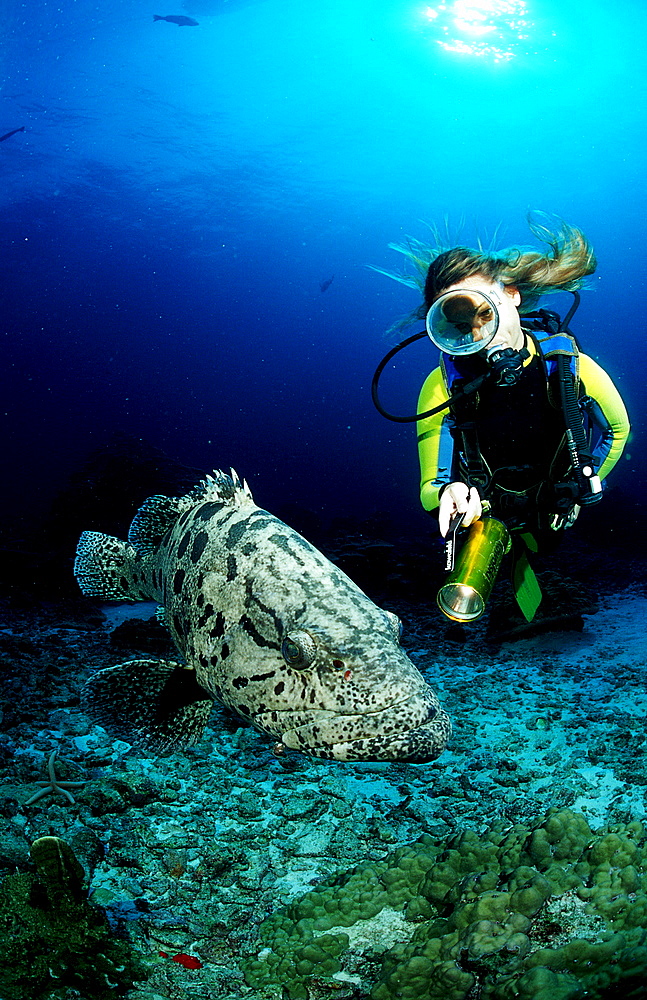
left=440, top=276, right=524, bottom=352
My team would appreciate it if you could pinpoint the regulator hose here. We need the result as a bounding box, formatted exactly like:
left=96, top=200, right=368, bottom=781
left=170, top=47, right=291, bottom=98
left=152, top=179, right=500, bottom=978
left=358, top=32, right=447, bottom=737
left=370, top=331, right=488, bottom=423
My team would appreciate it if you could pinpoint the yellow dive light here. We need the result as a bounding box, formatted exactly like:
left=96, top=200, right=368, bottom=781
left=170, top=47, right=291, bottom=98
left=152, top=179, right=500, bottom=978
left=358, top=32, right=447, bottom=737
left=437, top=517, right=511, bottom=622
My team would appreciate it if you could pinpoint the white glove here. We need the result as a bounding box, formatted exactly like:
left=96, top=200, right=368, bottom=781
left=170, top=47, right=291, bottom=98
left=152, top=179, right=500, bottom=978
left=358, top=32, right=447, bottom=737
left=439, top=483, right=482, bottom=538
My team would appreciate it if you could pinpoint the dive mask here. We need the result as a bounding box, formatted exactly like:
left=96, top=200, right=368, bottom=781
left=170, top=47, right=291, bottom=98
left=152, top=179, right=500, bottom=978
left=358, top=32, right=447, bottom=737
left=426, top=287, right=500, bottom=355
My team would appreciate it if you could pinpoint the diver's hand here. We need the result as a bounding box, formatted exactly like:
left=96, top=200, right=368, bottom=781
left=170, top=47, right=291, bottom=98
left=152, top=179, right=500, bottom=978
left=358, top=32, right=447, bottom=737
left=551, top=503, right=581, bottom=531
left=439, top=483, right=482, bottom=537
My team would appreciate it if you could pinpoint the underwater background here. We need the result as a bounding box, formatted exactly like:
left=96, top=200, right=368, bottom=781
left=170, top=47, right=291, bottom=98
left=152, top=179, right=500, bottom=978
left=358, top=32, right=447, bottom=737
left=1, top=3, right=647, bottom=999
left=2, top=0, right=645, bottom=534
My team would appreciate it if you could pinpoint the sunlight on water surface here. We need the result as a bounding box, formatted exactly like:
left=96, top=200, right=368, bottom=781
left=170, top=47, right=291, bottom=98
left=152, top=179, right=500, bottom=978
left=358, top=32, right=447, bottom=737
left=419, top=0, right=534, bottom=62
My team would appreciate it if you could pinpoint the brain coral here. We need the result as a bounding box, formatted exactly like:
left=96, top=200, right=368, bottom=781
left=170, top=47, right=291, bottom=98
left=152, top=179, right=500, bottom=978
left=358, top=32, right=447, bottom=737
left=243, top=807, right=647, bottom=999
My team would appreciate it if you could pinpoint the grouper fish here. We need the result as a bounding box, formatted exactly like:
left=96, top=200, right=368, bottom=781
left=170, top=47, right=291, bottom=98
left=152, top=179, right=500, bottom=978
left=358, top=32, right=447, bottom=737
left=74, top=470, right=451, bottom=762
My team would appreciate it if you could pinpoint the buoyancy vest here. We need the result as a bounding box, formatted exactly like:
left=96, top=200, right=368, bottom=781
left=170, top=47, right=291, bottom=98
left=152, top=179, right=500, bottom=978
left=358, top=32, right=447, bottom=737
left=439, top=329, right=598, bottom=514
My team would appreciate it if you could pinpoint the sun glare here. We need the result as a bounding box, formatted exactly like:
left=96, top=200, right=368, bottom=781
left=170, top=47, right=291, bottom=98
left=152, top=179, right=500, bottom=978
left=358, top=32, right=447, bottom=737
left=420, top=1, right=533, bottom=63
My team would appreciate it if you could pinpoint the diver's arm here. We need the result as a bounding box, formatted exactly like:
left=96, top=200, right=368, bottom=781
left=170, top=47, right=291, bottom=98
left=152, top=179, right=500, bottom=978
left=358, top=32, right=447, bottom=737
left=417, top=368, right=459, bottom=512
left=417, top=368, right=482, bottom=534
left=579, top=354, right=630, bottom=481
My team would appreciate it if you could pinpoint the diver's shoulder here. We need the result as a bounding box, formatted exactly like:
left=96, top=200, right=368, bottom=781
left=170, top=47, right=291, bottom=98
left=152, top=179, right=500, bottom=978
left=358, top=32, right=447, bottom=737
left=578, top=353, right=628, bottom=411
left=578, top=351, right=614, bottom=380
left=417, top=365, right=446, bottom=410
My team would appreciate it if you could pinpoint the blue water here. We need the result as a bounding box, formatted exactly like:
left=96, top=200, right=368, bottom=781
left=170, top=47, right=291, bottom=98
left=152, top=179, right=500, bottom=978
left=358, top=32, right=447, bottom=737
left=2, top=0, right=644, bottom=536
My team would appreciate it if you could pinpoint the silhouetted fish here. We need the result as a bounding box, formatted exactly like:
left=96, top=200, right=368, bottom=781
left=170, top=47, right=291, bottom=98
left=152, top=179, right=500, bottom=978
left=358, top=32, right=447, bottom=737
left=320, top=275, right=335, bottom=293
left=0, top=126, right=25, bottom=142
left=153, top=14, right=199, bottom=26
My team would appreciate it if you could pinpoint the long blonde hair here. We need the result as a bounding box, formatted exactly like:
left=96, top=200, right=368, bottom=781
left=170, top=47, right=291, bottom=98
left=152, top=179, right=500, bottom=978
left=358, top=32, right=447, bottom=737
left=376, top=214, right=597, bottom=323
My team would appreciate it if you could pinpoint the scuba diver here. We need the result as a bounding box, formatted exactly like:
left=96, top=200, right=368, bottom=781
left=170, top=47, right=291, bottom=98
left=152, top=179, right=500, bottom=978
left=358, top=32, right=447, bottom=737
left=372, top=216, right=630, bottom=622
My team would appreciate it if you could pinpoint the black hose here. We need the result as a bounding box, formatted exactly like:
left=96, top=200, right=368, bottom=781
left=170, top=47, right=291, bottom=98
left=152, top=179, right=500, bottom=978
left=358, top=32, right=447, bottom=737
left=370, top=331, right=429, bottom=423
left=559, top=353, right=586, bottom=447
left=558, top=290, right=581, bottom=339
left=370, top=331, right=488, bottom=423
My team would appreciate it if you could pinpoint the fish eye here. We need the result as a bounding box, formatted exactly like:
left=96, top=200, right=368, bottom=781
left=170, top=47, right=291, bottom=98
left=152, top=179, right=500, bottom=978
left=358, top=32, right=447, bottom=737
left=383, top=610, right=403, bottom=642
left=281, top=629, right=317, bottom=669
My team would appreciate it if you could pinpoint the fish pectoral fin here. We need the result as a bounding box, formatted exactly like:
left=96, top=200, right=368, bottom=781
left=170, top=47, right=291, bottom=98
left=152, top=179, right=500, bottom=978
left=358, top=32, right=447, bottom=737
left=81, top=659, right=214, bottom=752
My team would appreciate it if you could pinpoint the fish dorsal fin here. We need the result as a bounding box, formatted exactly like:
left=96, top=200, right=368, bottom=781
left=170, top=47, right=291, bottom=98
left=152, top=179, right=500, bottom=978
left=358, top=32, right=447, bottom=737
left=188, top=468, right=254, bottom=506
left=128, top=494, right=194, bottom=554
left=128, top=470, right=253, bottom=555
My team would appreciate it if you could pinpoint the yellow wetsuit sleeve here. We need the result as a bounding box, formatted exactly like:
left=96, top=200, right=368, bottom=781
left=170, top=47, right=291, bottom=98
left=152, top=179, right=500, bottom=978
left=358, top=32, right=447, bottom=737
left=579, top=353, right=630, bottom=481
left=417, top=366, right=453, bottom=513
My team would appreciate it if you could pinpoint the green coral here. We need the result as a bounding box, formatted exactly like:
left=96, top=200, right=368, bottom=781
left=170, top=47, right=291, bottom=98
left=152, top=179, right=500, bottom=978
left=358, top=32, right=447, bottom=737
left=243, top=808, right=647, bottom=999
left=0, top=836, right=148, bottom=1000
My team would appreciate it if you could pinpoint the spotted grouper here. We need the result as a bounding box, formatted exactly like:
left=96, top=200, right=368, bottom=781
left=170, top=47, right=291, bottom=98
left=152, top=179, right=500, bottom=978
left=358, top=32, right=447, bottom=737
left=74, top=470, right=451, bottom=762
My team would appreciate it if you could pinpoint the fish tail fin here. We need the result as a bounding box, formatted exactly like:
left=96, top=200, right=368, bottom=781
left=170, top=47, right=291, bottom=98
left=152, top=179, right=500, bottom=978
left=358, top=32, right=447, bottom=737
left=74, top=531, right=143, bottom=601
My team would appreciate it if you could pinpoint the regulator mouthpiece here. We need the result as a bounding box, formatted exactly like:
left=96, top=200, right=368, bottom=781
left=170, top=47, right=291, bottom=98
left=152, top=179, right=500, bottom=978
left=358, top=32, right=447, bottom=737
left=426, top=288, right=499, bottom=355
left=437, top=517, right=511, bottom=622
left=486, top=345, right=530, bottom=386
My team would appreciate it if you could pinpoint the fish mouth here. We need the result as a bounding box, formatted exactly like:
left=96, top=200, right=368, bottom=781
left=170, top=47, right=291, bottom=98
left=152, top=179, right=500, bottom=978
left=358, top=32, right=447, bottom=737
left=279, top=695, right=452, bottom=764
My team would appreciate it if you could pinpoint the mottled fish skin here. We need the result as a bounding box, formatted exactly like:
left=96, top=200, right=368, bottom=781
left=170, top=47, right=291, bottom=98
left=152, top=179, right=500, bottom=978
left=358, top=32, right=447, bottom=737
left=75, top=471, right=451, bottom=762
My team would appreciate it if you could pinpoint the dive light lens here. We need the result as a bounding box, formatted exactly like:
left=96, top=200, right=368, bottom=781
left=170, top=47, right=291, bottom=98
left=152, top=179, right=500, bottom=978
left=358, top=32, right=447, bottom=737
left=426, top=288, right=499, bottom=356
left=437, top=583, right=484, bottom=622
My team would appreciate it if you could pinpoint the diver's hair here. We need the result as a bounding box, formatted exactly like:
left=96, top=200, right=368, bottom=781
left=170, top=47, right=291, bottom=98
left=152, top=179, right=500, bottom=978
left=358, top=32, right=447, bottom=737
left=374, top=214, right=597, bottom=326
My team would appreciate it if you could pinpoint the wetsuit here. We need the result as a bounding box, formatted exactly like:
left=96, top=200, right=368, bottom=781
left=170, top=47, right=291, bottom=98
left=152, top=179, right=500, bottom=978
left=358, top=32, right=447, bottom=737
left=417, top=333, right=630, bottom=533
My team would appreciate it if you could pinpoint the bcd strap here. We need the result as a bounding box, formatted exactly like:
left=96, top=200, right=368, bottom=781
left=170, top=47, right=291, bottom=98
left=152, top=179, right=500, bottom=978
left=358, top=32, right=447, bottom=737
left=459, top=419, right=491, bottom=491
left=535, top=331, right=581, bottom=399
left=444, top=375, right=492, bottom=492
left=443, top=330, right=594, bottom=502
left=537, top=333, right=596, bottom=473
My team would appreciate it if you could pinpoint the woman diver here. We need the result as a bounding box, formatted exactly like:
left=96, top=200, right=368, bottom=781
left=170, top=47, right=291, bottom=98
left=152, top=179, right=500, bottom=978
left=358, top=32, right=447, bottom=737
left=375, top=216, right=630, bottom=621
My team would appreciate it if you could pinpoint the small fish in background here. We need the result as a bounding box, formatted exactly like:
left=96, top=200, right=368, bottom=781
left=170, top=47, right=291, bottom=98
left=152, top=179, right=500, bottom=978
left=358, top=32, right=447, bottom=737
left=153, top=14, right=200, bottom=26
left=0, top=126, right=25, bottom=142
left=159, top=952, right=204, bottom=970
left=320, top=274, right=335, bottom=293
left=74, top=469, right=451, bottom=764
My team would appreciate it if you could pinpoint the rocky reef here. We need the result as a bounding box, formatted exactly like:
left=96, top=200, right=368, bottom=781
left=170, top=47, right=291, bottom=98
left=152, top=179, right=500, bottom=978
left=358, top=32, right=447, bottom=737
left=0, top=549, right=646, bottom=998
